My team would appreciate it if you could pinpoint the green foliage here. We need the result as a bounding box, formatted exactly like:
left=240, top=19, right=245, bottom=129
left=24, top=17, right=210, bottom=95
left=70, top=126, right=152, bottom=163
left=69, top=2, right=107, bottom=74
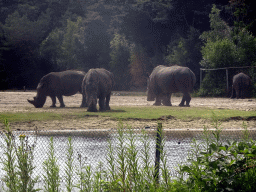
left=201, top=38, right=237, bottom=68
left=177, top=116, right=256, bottom=191
left=43, top=137, right=60, bottom=192
left=64, top=137, right=74, bottom=192
left=167, top=27, right=202, bottom=66
left=4, top=10, right=50, bottom=52
left=201, top=5, right=232, bottom=43
left=15, top=135, right=39, bottom=192
left=0, top=119, right=40, bottom=192
left=229, top=0, right=255, bottom=33
left=110, top=33, right=131, bottom=90
left=39, top=27, right=63, bottom=67
left=101, top=122, right=172, bottom=191
left=41, top=15, right=112, bottom=71
left=40, top=16, right=85, bottom=70
left=166, top=27, right=202, bottom=89
left=0, top=120, right=19, bottom=191
left=130, top=45, right=153, bottom=90
left=199, top=4, right=256, bottom=97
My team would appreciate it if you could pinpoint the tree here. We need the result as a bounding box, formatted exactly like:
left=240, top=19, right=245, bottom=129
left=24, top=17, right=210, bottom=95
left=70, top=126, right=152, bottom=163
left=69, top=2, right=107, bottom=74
left=120, top=0, right=173, bottom=60
left=1, top=6, right=51, bottom=89
left=130, top=45, right=153, bottom=90
left=166, top=27, right=202, bottom=88
left=58, top=16, right=85, bottom=70
left=110, top=33, right=131, bottom=90
left=228, top=0, right=256, bottom=35
left=199, top=4, right=256, bottom=96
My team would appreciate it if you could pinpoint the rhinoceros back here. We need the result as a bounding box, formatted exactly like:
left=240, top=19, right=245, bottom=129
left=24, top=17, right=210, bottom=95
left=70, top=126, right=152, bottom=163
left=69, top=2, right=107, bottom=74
left=45, top=70, right=85, bottom=96
left=84, top=68, right=114, bottom=95
left=149, top=65, right=196, bottom=94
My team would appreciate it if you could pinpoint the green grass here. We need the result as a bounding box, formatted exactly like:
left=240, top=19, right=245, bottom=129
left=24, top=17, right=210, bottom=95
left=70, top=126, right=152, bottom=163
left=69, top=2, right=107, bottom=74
left=0, top=106, right=255, bottom=123
left=0, top=112, right=63, bottom=122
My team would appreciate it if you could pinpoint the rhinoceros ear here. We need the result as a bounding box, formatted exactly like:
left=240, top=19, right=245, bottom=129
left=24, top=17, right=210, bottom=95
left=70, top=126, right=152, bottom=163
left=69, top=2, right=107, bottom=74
left=37, top=82, right=45, bottom=90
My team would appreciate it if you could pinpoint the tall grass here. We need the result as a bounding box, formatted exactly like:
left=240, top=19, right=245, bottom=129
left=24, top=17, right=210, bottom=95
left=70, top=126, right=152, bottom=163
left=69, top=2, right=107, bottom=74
left=43, top=137, right=60, bottom=192
left=64, top=137, right=74, bottom=192
left=1, top=117, right=256, bottom=191
left=0, top=119, right=39, bottom=192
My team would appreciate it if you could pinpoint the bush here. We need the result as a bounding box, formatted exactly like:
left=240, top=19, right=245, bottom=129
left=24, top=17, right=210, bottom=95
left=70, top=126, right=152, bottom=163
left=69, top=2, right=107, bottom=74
left=177, top=115, right=256, bottom=192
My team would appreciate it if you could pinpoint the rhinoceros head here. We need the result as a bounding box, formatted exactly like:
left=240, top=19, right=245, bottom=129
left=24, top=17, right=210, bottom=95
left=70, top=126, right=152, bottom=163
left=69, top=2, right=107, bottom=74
left=27, top=82, right=47, bottom=108
left=86, top=87, right=98, bottom=112
left=147, top=90, right=155, bottom=101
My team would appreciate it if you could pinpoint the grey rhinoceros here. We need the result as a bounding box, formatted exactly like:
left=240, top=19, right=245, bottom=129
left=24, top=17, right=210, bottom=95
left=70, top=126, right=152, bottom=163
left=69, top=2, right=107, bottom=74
left=28, top=70, right=86, bottom=108
left=81, top=68, right=114, bottom=112
left=147, top=65, right=196, bottom=107
left=230, top=72, right=251, bottom=99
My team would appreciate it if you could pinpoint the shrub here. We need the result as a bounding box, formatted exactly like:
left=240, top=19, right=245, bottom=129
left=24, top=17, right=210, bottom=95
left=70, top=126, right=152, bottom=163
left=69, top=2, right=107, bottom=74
left=177, top=114, right=256, bottom=191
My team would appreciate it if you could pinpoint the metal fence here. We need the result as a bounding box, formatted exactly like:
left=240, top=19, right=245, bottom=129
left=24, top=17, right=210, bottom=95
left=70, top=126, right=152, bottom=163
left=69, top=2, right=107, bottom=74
left=1, top=127, right=256, bottom=191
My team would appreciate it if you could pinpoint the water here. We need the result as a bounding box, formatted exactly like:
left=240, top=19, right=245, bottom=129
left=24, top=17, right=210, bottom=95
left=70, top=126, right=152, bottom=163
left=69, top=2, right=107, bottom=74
left=0, top=129, right=255, bottom=190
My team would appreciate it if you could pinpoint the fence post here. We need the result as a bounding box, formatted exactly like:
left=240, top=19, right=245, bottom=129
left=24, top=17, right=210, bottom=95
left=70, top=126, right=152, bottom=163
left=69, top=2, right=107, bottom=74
left=154, top=122, right=162, bottom=185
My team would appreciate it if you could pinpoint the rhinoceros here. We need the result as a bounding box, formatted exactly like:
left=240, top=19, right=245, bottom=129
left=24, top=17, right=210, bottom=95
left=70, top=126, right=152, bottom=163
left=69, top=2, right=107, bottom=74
left=81, top=68, right=114, bottom=112
left=28, top=70, right=86, bottom=108
left=147, top=65, right=196, bottom=107
left=230, top=72, right=251, bottom=99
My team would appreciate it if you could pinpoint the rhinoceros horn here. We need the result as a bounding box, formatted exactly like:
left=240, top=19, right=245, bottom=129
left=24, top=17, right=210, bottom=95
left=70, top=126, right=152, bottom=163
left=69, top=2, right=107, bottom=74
left=27, top=99, right=35, bottom=105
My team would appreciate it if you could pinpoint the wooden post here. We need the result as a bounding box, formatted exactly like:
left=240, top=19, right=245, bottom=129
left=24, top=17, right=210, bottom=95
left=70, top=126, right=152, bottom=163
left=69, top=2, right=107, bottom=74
left=154, top=122, right=162, bottom=185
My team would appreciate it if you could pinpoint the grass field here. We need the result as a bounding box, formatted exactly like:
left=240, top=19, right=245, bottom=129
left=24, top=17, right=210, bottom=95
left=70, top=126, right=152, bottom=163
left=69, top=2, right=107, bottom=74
left=1, top=106, right=255, bottom=123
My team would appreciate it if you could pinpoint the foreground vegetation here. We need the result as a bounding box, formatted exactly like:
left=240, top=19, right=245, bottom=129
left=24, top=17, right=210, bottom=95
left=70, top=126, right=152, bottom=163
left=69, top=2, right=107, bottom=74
left=1, top=116, right=256, bottom=191
left=0, top=106, right=255, bottom=124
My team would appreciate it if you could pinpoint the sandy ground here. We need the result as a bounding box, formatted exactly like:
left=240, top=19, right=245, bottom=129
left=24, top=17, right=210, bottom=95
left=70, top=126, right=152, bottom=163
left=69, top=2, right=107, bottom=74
left=0, top=91, right=256, bottom=131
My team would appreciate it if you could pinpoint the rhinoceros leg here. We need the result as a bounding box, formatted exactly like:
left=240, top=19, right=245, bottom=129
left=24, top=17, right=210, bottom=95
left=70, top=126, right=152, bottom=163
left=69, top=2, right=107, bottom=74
left=162, top=94, right=172, bottom=106
left=87, top=101, right=98, bottom=112
left=230, top=86, right=235, bottom=99
left=99, top=95, right=106, bottom=111
left=80, top=94, right=87, bottom=108
left=57, top=95, right=65, bottom=107
left=241, top=88, right=245, bottom=99
left=50, top=96, right=57, bottom=107
left=179, top=97, right=185, bottom=107
left=105, top=93, right=111, bottom=110
left=236, top=89, right=240, bottom=99
left=153, top=96, right=162, bottom=106
left=179, top=93, right=191, bottom=107
left=185, top=93, right=191, bottom=106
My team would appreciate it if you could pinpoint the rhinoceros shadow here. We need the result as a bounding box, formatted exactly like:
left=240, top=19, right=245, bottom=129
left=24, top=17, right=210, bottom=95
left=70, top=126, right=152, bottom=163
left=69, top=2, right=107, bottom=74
left=104, top=109, right=126, bottom=113
left=47, top=107, right=126, bottom=113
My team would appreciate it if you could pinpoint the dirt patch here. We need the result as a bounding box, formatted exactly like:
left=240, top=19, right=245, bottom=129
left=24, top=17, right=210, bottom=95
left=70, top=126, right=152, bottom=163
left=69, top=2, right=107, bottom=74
left=0, top=91, right=256, bottom=131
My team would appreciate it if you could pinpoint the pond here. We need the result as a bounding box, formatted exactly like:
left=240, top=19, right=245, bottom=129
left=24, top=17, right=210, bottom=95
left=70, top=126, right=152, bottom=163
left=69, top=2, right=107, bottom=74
left=0, top=129, right=255, bottom=190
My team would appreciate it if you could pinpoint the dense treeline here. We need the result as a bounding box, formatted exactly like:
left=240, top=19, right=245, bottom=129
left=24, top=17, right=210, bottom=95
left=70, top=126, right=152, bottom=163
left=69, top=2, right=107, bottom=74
left=0, top=0, right=255, bottom=96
